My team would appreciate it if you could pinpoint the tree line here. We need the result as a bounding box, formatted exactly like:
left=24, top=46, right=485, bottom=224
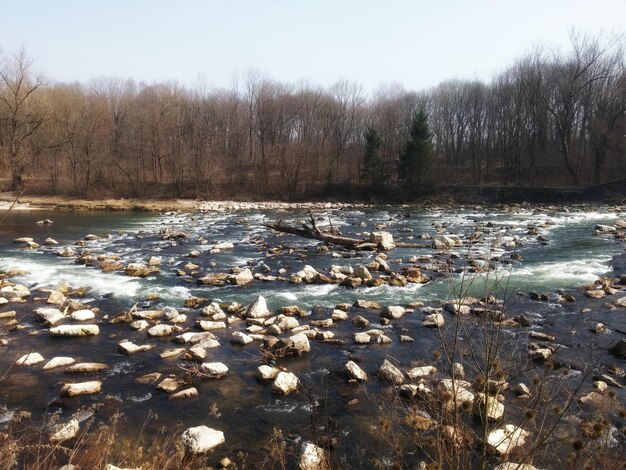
left=0, top=30, right=624, bottom=200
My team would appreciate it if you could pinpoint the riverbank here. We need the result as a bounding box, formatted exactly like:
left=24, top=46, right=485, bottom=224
left=0, top=193, right=372, bottom=213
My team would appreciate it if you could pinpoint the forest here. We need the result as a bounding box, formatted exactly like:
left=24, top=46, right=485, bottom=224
left=0, top=31, right=624, bottom=200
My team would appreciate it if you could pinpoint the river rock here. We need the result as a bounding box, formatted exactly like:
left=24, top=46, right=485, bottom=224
left=231, top=268, right=254, bottom=285
left=125, top=263, right=160, bottom=277
left=487, top=424, right=530, bottom=456
left=245, top=295, right=271, bottom=318
left=378, top=359, right=404, bottom=385
left=201, top=302, right=225, bottom=317
left=174, top=331, right=216, bottom=344
left=298, top=442, right=328, bottom=470
left=231, top=331, right=253, bottom=345
left=407, top=366, right=436, bottom=380
left=272, top=371, right=299, bottom=394
left=345, top=361, right=368, bottom=381
left=147, top=324, right=179, bottom=337
left=181, top=425, right=225, bottom=454
left=61, top=380, right=102, bottom=397
left=16, top=352, right=44, bottom=366
left=49, top=418, right=79, bottom=443
left=474, top=393, right=504, bottom=421
left=118, top=340, right=153, bottom=355
left=198, top=320, right=227, bottom=331
left=276, top=315, right=300, bottom=331
left=353, top=332, right=371, bottom=344
left=157, top=377, right=183, bottom=392
left=170, top=387, right=198, bottom=400
left=256, top=365, right=279, bottom=380
left=1, top=284, right=31, bottom=300
left=353, top=266, right=372, bottom=281
left=370, top=231, right=395, bottom=251
left=71, top=309, right=95, bottom=321
left=352, top=315, right=369, bottom=328
left=353, top=299, right=380, bottom=309
left=56, top=246, right=75, bottom=257
left=46, top=290, right=66, bottom=307
left=130, top=320, right=149, bottom=330
left=35, top=307, right=65, bottom=325
left=382, top=306, right=405, bottom=319
left=201, top=362, right=228, bottom=377
left=50, top=325, right=99, bottom=336
left=148, top=256, right=161, bottom=266
left=13, top=237, right=34, bottom=244
left=43, top=356, right=76, bottom=370
left=422, top=313, right=444, bottom=328
left=65, top=362, right=108, bottom=373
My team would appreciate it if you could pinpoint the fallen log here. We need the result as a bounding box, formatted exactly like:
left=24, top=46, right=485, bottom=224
left=265, top=211, right=428, bottom=250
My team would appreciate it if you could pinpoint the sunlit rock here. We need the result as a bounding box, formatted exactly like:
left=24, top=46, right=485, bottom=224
left=345, top=361, right=368, bottom=381
left=35, top=307, right=65, bottom=325
left=61, top=380, right=102, bottom=397
left=245, top=295, right=271, bottom=318
left=65, top=362, right=108, bottom=373
left=49, top=418, right=79, bottom=443
left=231, top=331, right=253, bottom=345
left=487, top=424, right=530, bottom=456
left=16, top=352, right=44, bottom=366
left=272, top=371, right=299, bottom=395
left=256, top=365, right=279, bottom=380
left=180, top=425, right=225, bottom=454
left=201, top=362, right=228, bottom=378
left=118, top=340, right=153, bottom=355
left=169, top=387, right=198, bottom=400
left=378, top=359, right=404, bottom=385
left=298, top=442, right=328, bottom=470
left=71, top=309, right=95, bottom=321
left=49, top=324, right=99, bottom=336
left=43, top=356, right=76, bottom=370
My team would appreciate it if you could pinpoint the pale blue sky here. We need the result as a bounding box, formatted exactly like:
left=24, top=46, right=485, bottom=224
left=0, top=0, right=624, bottom=93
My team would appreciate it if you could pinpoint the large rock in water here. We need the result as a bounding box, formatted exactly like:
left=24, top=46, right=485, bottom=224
left=61, top=380, right=102, bottom=397
left=370, top=231, right=395, bottom=250
left=272, top=371, right=299, bottom=395
left=231, top=268, right=254, bottom=285
left=487, top=424, right=530, bottom=456
left=378, top=359, right=404, bottom=385
left=124, top=263, right=160, bottom=277
left=16, top=352, right=45, bottom=366
left=35, top=307, right=66, bottom=325
left=49, top=418, right=80, bottom=443
left=345, top=361, right=368, bottom=381
left=245, top=295, right=271, bottom=318
left=50, top=325, right=100, bottom=336
left=180, top=425, right=225, bottom=454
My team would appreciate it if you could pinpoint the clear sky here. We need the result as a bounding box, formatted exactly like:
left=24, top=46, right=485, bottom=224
left=0, top=0, right=624, bottom=93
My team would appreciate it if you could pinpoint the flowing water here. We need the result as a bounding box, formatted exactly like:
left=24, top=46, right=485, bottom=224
left=0, top=205, right=624, bottom=466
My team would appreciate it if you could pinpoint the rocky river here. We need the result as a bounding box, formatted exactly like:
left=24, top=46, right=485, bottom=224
left=0, top=203, right=625, bottom=469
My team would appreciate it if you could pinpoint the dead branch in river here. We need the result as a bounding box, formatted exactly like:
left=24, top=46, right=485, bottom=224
left=264, top=210, right=428, bottom=250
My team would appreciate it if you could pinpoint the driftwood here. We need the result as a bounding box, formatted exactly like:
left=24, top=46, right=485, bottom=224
left=265, top=210, right=428, bottom=250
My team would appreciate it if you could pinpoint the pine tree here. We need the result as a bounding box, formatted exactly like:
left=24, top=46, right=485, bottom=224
left=360, top=127, right=386, bottom=187
left=399, top=109, right=433, bottom=189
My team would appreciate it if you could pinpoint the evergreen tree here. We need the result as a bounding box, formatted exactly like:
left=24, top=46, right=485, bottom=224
left=360, top=127, right=385, bottom=187
left=399, top=109, right=433, bottom=189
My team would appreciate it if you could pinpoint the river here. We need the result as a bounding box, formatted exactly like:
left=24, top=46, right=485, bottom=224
left=0, top=204, right=624, bottom=468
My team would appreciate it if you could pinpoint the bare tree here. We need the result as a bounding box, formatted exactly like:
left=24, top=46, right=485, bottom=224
left=0, top=48, right=46, bottom=189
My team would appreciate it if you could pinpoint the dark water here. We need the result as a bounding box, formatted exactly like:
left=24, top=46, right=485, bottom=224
left=0, top=206, right=624, bottom=467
